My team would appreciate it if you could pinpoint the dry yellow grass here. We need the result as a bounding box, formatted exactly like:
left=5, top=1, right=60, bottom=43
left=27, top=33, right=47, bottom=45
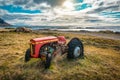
left=0, top=29, right=120, bottom=80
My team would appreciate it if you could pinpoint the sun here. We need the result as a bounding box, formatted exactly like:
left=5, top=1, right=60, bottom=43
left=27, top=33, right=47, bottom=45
left=63, top=0, right=74, bottom=10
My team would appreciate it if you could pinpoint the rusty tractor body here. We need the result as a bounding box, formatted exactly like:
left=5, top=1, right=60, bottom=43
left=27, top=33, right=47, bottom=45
left=25, top=36, right=84, bottom=68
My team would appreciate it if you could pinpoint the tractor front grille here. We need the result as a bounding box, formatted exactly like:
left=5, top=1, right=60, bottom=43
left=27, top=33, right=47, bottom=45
left=30, top=44, right=35, bottom=55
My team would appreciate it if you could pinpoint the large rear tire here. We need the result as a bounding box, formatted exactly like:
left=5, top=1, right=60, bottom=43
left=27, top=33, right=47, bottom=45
left=25, top=48, right=31, bottom=62
left=67, top=38, right=84, bottom=59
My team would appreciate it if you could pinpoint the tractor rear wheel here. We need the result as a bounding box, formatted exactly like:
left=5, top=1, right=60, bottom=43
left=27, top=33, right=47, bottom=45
left=25, top=48, right=31, bottom=62
left=67, top=38, right=84, bottom=59
left=45, top=53, right=52, bottom=69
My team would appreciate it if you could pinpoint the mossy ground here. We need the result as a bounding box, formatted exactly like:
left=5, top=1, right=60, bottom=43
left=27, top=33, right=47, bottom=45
left=0, top=29, right=120, bottom=80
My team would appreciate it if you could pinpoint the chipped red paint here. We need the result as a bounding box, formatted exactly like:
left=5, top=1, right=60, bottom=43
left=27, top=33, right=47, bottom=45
left=30, top=36, right=66, bottom=58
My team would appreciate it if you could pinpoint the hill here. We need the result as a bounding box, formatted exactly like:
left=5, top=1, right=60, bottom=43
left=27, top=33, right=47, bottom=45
left=0, top=18, right=11, bottom=26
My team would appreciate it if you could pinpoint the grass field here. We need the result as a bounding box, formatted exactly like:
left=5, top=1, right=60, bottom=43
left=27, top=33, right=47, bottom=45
left=0, top=29, right=120, bottom=80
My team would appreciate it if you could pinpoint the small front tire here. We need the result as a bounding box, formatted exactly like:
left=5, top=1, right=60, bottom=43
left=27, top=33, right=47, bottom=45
left=45, top=53, right=52, bottom=69
left=25, top=49, right=31, bottom=62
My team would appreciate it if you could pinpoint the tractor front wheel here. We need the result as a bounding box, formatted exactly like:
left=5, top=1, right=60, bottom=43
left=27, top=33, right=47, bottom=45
left=25, top=48, right=31, bottom=62
left=67, top=38, right=84, bottom=59
left=45, top=53, right=52, bottom=69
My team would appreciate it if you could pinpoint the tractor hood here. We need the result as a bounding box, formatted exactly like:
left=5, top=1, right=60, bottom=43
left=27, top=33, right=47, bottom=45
left=30, top=36, right=58, bottom=44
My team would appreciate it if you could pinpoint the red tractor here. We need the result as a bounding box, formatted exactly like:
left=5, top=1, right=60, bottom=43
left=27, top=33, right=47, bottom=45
left=25, top=36, right=84, bottom=68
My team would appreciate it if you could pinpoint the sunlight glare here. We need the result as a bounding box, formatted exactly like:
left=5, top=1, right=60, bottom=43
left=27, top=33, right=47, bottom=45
left=63, top=0, right=74, bottom=10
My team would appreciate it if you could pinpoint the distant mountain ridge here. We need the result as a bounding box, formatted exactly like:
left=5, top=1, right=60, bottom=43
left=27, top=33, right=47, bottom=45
left=0, top=18, right=11, bottom=26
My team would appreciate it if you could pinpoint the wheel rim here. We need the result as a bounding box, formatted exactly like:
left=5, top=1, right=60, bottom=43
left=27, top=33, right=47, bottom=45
left=47, top=53, right=52, bottom=58
left=73, top=46, right=80, bottom=57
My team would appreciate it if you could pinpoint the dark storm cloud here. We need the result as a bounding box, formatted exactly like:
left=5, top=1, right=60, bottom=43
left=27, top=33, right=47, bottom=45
left=33, top=0, right=66, bottom=7
left=13, top=0, right=29, bottom=5
left=0, top=0, right=66, bottom=6
left=0, top=1, right=5, bottom=5
left=86, top=19, right=102, bottom=22
left=97, top=5, right=119, bottom=12
left=88, top=5, right=120, bottom=13
left=1, top=14, right=32, bottom=20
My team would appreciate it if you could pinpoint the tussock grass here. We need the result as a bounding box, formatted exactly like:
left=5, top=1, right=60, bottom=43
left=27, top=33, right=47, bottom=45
left=0, top=30, right=120, bottom=80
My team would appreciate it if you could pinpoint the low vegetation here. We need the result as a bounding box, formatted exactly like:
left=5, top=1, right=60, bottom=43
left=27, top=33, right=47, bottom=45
left=0, top=29, right=120, bottom=80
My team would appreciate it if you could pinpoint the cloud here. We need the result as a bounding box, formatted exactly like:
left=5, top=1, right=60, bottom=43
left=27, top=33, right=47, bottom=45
left=88, top=5, right=119, bottom=13
left=33, top=0, right=66, bottom=7
left=0, top=0, right=51, bottom=12
left=13, top=0, right=29, bottom=5
left=0, top=9, right=8, bottom=15
left=0, top=0, right=120, bottom=27
left=0, top=5, right=41, bottom=14
left=100, top=12, right=120, bottom=18
left=2, top=12, right=119, bottom=27
left=83, top=0, right=120, bottom=12
left=0, top=0, right=13, bottom=6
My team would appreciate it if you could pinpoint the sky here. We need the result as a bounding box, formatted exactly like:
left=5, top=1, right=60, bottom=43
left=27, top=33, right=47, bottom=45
left=0, top=0, right=120, bottom=27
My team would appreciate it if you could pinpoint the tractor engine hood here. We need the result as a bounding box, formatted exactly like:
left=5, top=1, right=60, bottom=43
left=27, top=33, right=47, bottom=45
left=30, top=36, right=58, bottom=44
